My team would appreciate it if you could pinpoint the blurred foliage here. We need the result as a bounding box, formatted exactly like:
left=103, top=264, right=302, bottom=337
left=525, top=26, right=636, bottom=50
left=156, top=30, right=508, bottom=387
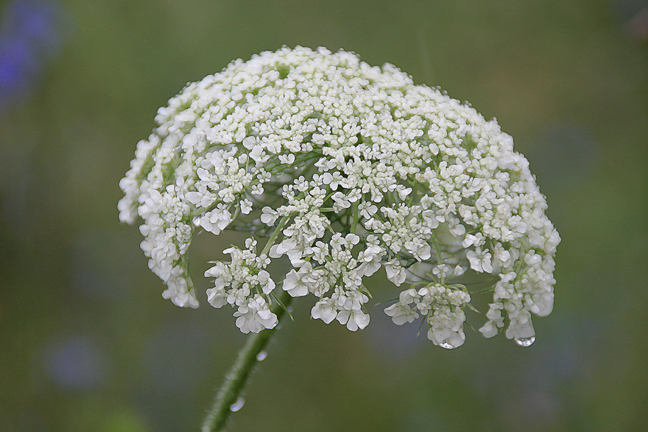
left=1, top=0, right=647, bottom=431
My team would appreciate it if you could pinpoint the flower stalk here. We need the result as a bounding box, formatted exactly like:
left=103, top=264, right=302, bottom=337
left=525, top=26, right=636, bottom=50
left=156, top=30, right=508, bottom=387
left=202, top=290, right=293, bottom=432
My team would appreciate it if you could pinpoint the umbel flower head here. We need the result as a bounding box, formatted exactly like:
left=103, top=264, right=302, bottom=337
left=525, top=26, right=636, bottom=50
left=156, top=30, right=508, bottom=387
left=119, top=46, right=559, bottom=348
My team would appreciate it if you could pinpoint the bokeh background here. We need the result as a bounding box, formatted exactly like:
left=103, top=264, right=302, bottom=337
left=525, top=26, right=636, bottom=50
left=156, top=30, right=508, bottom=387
left=1, top=0, right=647, bottom=431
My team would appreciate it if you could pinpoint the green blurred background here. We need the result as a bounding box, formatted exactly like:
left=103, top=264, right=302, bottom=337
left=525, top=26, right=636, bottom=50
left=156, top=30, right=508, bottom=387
left=1, top=0, right=647, bottom=431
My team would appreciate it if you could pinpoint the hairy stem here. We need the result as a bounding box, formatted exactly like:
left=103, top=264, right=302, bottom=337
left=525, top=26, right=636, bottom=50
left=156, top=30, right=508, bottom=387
left=201, top=290, right=293, bottom=432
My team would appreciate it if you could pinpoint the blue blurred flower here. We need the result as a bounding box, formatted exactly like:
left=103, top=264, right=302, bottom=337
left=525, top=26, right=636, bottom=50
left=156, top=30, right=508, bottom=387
left=0, top=0, right=67, bottom=110
left=43, top=336, right=108, bottom=390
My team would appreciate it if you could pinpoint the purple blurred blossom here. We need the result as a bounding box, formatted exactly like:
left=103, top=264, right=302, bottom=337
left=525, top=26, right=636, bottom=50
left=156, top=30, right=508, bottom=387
left=43, top=336, right=107, bottom=390
left=0, top=0, right=67, bottom=109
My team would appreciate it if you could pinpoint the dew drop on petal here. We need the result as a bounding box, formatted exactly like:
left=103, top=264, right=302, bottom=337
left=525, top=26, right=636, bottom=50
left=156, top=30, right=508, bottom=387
left=439, top=341, right=459, bottom=350
left=256, top=350, right=267, bottom=361
left=515, top=336, right=536, bottom=347
left=230, top=397, right=245, bottom=412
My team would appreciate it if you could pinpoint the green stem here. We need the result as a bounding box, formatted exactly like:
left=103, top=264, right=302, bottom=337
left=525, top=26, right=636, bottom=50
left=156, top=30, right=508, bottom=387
left=431, top=233, right=444, bottom=265
left=201, top=290, right=293, bottom=432
left=261, top=215, right=290, bottom=257
left=350, top=201, right=359, bottom=234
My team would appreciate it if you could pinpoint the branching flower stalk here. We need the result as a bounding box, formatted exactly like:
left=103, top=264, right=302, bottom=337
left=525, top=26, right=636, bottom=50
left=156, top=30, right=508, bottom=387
left=119, top=46, right=560, bottom=430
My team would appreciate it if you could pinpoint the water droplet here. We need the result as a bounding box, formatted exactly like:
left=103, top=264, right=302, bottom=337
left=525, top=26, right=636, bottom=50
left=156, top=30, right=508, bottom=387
left=276, top=323, right=282, bottom=330
left=287, top=306, right=293, bottom=313
left=515, top=336, right=536, bottom=347
left=229, top=397, right=245, bottom=412
left=256, top=351, right=267, bottom=361
left=439, top=341, right=458, bottom=350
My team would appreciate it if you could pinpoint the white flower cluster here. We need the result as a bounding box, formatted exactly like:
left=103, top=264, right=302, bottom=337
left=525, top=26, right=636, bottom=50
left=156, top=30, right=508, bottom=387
left=119, top=46, right=559, bottom=348
left=205, top=238, right=278, bottom=334
left=385, top=285, right=470, bottom=349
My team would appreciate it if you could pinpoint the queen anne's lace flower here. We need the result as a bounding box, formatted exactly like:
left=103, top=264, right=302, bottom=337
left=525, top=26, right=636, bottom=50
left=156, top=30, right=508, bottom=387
left=119, top=46, right=559, bottom=348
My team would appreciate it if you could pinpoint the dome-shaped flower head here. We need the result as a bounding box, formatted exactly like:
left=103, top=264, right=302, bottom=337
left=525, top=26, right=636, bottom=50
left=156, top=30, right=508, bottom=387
left=119, top=46, right=560, bottom=348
